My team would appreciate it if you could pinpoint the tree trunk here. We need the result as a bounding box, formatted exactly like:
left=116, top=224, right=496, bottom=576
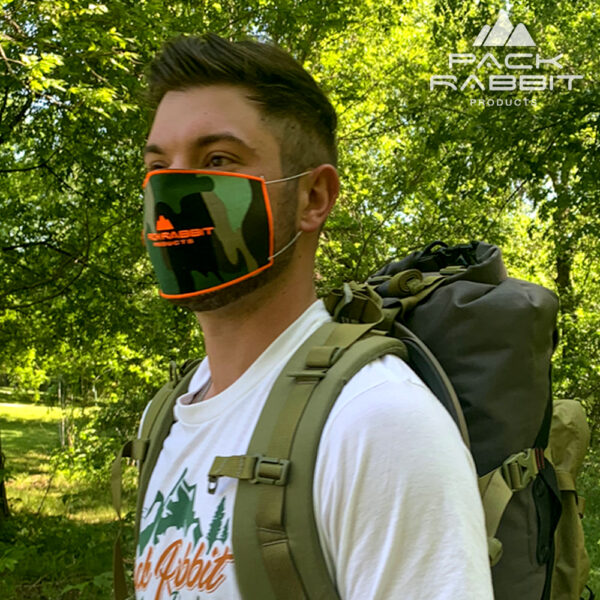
left=0, top=429, right=9, bottom=519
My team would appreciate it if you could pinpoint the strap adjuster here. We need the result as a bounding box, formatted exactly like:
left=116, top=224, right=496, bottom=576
left=207, top=454, right=291, bottom=494
left=501, top=449, right=539, bottom=491
left=249, top=455, right=290, bottom=486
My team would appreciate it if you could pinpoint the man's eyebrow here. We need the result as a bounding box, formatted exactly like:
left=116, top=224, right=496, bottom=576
left=143, top=133, right=257, bottom=156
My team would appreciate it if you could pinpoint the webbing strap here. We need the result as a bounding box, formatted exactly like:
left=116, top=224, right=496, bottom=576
left=111, top=439, right=148, bottom=600
left=478, top=468, right=512, bottom=566
left=554, top=468, right=585, bottom=517
left=111, top=440, right=148, bottom=519
left=208, top=454, right=290, bottom=493
left=139, top=382, right=174, bottom=442
left=111, top=359, right=201, bottom=600
left=0, top=432, right=9, bottom=518
left=256, top=323, right=376, bottom=555
left=256, top=329, right=397, bottom=599
left=256, top=380, right=317, bottom=534
left=229, top=321, right=405, bottom=600
left=113, top=535, right=129, bottom=600
left=214, top=323, right=375, bottom=600
left=395, top=275, right=447, bottom=319
left=554, top=468, right=575, bottom=492
left=135, top=363, right=201, bottom=538
left=256, top=381, right=318, bottom=600
left=326, top=276, right=449, bottom=325
left=209, top=455, right=257, bottom=484
left=324, top=282, right=383, bottom=324
left=478, top=448, right=542, bottom=567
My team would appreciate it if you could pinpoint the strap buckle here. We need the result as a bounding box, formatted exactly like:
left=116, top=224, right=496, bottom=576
left=249, top=455, right=291, bottom=486
left=207, top=454, right=291, bottom=494
left=501, top=449, right=539, bottom=491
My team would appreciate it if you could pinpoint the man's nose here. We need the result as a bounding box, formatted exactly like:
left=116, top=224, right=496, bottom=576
left=167, top=153, right=198, bottom=171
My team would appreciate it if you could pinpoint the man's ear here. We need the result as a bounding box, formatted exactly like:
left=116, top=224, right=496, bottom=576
left=297, top=164, right=339, bottom=233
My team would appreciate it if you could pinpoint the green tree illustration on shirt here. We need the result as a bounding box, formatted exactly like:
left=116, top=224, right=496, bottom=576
left=206, top=497, right=225, bottom=552
left=138, top=468, right=203, bottom=554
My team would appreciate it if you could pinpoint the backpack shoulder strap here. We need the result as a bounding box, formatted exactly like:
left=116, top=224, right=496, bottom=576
left=208, top=321, right=407, bottom=600
left=111, top=358, right=202, bottom=600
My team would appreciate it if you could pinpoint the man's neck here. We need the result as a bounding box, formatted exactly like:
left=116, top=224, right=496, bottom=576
left=195, top=271, right=317, bottom=399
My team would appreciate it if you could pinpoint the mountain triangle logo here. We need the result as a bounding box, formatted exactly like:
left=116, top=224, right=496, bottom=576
left=156, top=216, right=174, bottom=231
left=473, top=9, right=535, bottom=47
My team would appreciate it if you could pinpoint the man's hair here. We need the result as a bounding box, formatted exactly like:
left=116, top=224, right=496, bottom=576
left=147, top=33, right=338, bottom=173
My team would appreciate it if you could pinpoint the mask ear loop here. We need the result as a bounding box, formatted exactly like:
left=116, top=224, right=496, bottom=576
left=269, top=231, right=302, bottom=260
left=264, top=170, right=312, bottom=184
left=263, top=170, right=310, bottom=259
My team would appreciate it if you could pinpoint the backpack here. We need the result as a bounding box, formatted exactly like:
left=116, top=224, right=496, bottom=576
left=546, top=399, right=594, bottom=600
left=112, top=240, right=592, bottom=600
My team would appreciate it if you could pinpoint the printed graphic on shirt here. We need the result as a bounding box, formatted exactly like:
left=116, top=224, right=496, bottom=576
left=135, top=468, right=234, bottom=599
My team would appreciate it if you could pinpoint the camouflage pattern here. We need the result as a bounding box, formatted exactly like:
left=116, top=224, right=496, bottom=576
left=143, top=171, right=273, bottom=297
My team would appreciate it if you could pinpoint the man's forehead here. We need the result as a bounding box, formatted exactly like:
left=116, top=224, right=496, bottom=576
left=146, top=86, right=276, bottom=154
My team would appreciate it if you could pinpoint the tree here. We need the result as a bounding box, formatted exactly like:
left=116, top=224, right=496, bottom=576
left=0, top=0, right=598, bottom=472
left=0, top=430, right=8, bottom=518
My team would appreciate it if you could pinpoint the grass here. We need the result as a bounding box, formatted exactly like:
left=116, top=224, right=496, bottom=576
left=0, top=402, right=136, bottom=599
left=0, top=401, right=598, bottom=597
left=0, top=403, right=116, bottom=522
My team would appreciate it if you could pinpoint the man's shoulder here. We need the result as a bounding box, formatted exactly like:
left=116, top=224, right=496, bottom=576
left=340, top=352, right=427, bottom=398
left=322, top=353, right=468, bottom=455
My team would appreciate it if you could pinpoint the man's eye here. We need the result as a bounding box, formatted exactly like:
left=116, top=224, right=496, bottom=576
left=207, top=155, right=232, bottom=168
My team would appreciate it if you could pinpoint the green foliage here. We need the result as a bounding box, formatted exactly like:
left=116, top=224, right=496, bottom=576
left=0, top=402, right=137, bottom=599
left=8, top=348, right=48, bottom=402
left=1, top=0, right=598, bottom=446
left=0, top=512, right=128, bottom=599
left=579, top=447, right=600, bottom=592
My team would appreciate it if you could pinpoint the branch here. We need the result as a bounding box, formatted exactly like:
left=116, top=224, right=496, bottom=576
left=0, top=42, right=15, bottom=76
left=1, top=10, right=26, bottom=38
left=1, top=240, right=52, bottom=251
left=0, top=94, right=32, bottom=145
left=0, top=150, right=58, bottom=173
left=0, top=87, right=8, bottom=123
left=479, top=133, right=562, bottom=240
left=2, top=263, right=87, bottom=311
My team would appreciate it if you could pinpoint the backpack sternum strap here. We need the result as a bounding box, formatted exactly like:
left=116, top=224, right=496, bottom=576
left=208, top=454, right=290, bottom=493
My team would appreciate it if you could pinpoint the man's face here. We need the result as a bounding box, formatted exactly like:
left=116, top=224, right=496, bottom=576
left=143, top=85, right=299, bottom=312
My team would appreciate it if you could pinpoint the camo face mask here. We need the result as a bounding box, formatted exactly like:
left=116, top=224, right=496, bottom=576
left=142, top=169, right=308, bottom=299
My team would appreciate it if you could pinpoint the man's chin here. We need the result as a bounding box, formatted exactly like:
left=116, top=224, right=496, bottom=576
left=167, top=253, right=292, bottom=314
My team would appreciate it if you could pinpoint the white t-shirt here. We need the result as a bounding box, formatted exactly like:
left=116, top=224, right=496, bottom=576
left=134, top=300, right=493, bottom=599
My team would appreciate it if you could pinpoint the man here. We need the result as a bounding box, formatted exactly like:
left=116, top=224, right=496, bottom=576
left=136, top=33, right=493, bottom=599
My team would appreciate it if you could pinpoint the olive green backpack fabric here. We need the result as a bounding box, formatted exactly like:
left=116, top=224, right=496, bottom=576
left=112, top=241, right=593, bottom=600
left=547, top=399, right=593, bottom=600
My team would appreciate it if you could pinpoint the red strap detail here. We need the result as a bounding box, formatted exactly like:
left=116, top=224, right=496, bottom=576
left=535, top=447, right=545, bottom=470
